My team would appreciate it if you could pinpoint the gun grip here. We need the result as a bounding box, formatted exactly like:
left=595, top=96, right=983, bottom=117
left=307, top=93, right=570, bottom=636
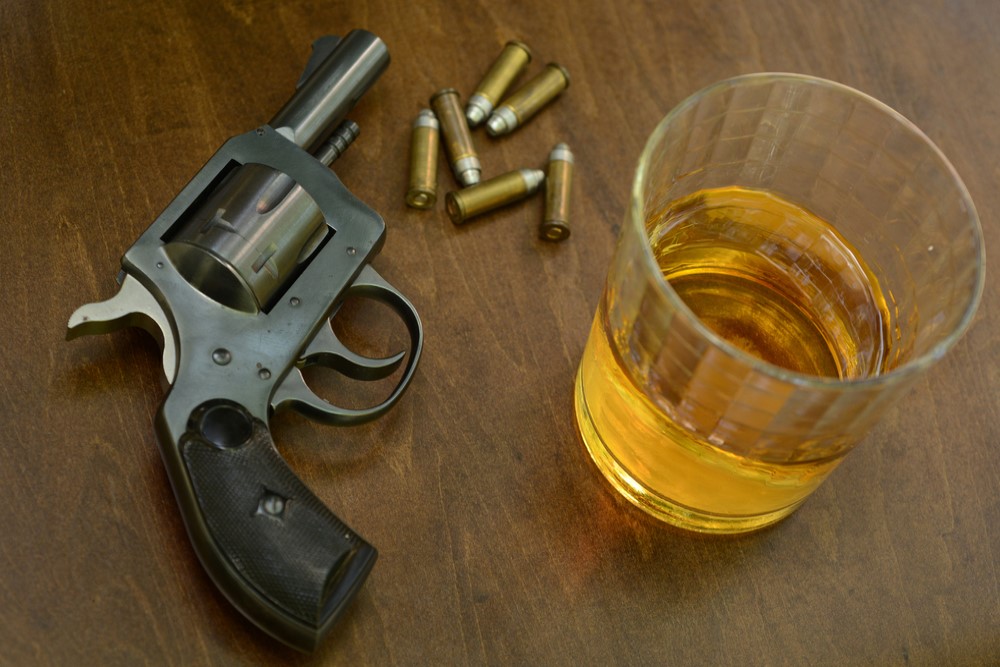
left=163, top=401, right=375, bottom=652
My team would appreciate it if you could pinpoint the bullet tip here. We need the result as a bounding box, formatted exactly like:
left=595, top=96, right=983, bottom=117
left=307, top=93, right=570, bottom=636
left=486, top=115, right=507, bottom=136
left=466, top=106, right=486, bottom=127
left=459, top=169, right=481, bottom=187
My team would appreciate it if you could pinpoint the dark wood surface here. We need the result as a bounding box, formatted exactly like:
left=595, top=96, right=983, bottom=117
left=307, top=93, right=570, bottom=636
left=2, top=1, right=997, bottom=664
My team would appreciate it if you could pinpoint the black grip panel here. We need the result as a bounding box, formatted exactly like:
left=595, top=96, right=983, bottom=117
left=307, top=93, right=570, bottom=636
left=177, top=401, right=375, bottom=651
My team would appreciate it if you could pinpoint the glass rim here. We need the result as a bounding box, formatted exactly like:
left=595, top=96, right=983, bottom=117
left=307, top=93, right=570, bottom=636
left=631, top=72, right=986, bottom=389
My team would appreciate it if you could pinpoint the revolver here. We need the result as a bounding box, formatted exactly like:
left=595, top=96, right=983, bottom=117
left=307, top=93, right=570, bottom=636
left=66, top=30, right=422, bottom=651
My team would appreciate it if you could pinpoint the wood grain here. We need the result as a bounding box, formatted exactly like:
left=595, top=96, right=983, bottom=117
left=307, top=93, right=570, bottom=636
left=2, top=0, right=997, bottom=664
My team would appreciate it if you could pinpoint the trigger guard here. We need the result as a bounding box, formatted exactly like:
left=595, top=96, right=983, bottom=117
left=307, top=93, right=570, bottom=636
left=272, top=369, right=390, bottom=426
left=301, top=320, right=406, bottom=382
left=272, top=265, right=423, bottom=425
left=344, top=265, right=419, bottom=315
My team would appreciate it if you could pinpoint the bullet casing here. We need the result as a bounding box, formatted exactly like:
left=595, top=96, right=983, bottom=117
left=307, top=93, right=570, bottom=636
left=486, top=63, right=570, bottom=137
left=431, top=88, right=481, bottom=187
left=406, top=109, right=439, bottom=209
left=541, top=143, right=573, bottom=242
left=446, top=168, right=545, bottom=225
left=466, top=40, right=533, bottom=127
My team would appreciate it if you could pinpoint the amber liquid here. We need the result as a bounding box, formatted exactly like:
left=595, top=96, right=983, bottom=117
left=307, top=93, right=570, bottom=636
left=575, top=187, right=891, bottom=532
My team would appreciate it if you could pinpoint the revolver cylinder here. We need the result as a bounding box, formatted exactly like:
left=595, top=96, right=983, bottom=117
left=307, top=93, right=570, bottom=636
left=164, top=32, right=389, bottom=313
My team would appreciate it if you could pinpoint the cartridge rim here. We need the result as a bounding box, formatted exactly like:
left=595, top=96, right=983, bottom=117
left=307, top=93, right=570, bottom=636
left=406, top=189, right=436, bottom=209
left=505, top=39, right=533, bottom=60
left=430, top=88, right=460, bottom=104
left=546, top=62, right=571, bottom=87
left=445, top=191, right=466, bottom=224
left=539, top=220, right=571, bottom=242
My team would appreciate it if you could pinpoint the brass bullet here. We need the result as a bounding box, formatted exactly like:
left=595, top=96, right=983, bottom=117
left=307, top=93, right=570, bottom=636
left=466, top=40, right=533, bottom=128
left=446, top=168, right=545, bottom=225
left=486, top=63, right=570, bottom=137
left=406, top=109, right=439, bottom=209
left=431, top=88, right=481, bottom=187
left=540, top=143, right=573, bottom=241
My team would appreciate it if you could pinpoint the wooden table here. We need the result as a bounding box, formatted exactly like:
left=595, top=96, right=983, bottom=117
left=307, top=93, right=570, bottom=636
left=3, top=1, right=997, bottom=664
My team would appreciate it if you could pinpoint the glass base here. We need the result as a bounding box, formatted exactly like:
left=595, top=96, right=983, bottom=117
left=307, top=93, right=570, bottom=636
left=573, top=371, right=805, bottom=534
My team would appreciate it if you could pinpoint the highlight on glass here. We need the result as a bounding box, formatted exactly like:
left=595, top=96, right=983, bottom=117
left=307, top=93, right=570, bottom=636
left=574, top=73, right=985, bottom=533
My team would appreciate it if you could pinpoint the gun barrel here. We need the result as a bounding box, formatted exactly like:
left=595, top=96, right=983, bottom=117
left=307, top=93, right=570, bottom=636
left=270, top=30, right=389, bottom=152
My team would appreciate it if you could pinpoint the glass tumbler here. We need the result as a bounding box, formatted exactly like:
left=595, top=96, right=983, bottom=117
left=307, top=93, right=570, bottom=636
left=574, top=73, right=985, bottom=534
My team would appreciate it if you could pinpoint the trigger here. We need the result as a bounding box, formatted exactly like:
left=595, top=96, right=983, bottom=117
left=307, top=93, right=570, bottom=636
left=301, top=320, right=405, bottom=381
left=67, top=275, right=178, bottom=384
